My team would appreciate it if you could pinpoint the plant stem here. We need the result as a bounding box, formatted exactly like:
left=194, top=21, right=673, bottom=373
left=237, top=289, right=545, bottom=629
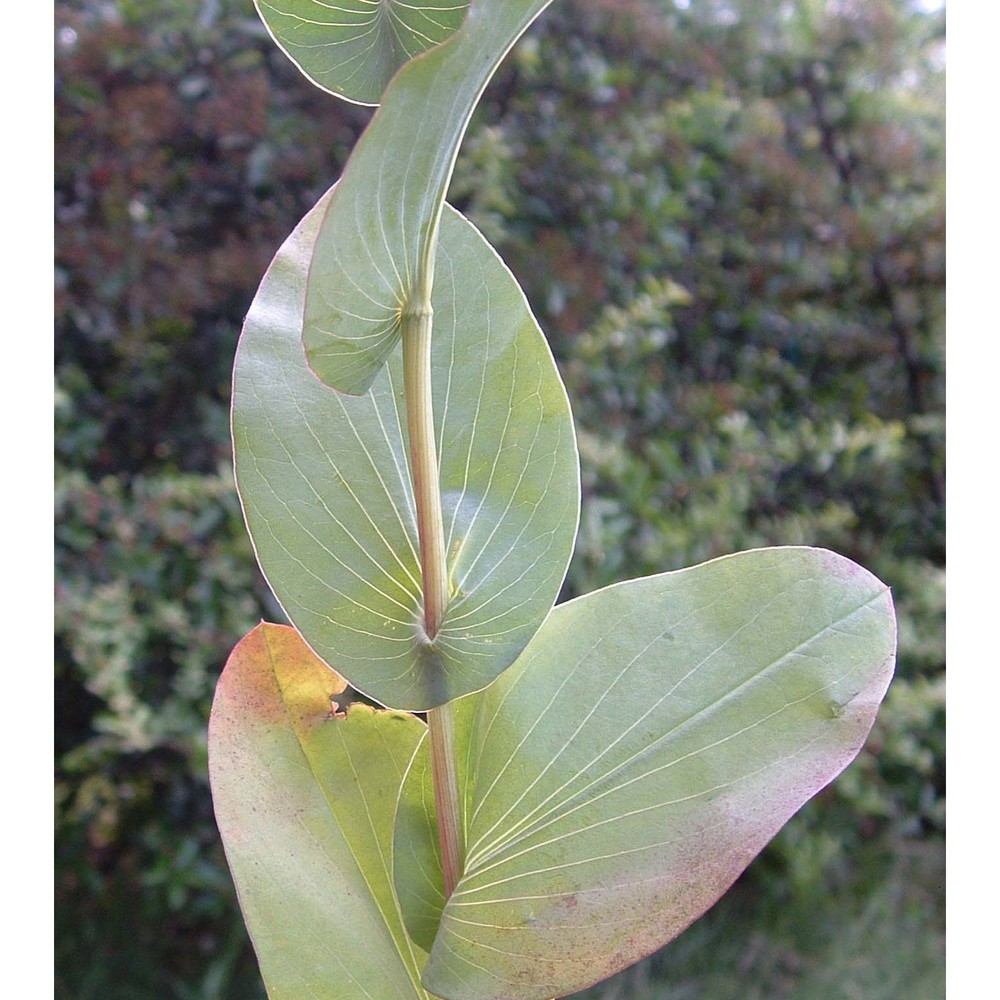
left=401, top=299, right=464, bottom=895
left=427, top=702, right=465, bottom=897
left=401, top=302, right=448, bottom=641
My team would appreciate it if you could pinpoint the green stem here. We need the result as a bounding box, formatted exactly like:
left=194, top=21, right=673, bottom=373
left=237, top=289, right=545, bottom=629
left=427, top=702, right=465, bottom=897
left=401, top=298, right=464, bottom=895
left=401, top=302, right=448, bottom=641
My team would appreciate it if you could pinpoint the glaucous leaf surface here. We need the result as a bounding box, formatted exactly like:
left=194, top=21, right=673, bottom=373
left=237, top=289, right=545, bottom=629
left=421, top=547, right=896, bottom=1000
left=208, top=623, right=435, bottom=999
left=232, top=190, right=579, bottom=710
left=300, top=0, right=556, bottom=394
left=254, top=0, right=469, bottom=106
left=394, top=725, right=453, bottom=953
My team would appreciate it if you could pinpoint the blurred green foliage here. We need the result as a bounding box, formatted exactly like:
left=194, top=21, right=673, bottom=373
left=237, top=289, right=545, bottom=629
left=55, top=0, right=944, bottom=996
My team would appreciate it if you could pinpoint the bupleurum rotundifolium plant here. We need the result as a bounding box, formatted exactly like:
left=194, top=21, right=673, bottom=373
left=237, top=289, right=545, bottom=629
left=208, top=3, right=897, bottom=998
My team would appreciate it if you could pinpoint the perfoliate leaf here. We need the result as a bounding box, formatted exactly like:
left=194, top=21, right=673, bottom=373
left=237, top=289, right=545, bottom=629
left=208, top=623, right=435, bottom=999
left=254, top=0, right=469, bottom=106
left=422, top=547, right=896, bottom=1000
left=232, top=190, right=579, bottom=710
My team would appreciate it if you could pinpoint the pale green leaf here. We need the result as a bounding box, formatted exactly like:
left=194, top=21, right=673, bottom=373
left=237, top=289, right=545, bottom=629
left=393, top=724, right=449, bottom=953
left=301, top=0, right=555, bottom=394
left=208, top=623, right=435, bottom=999
left=422, top=547, right=896, bottom=1000
left=232, top=190, right=579, bottom=710
left=254, top=0, right=469, bottom=106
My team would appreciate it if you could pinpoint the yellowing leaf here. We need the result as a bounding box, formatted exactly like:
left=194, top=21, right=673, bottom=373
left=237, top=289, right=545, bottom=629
left=209, top=623, right=436, bottom=999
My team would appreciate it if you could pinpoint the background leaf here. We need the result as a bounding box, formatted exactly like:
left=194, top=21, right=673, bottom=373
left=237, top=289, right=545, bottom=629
left=208, top=623, right=435, bottom=999
left=301, top=0, right=555, bottom=394
left=423, top=547, right=896, bottom=1000
left=254, top=0, right=469, bottom=106
left=232, top=191, right=579, bottom=710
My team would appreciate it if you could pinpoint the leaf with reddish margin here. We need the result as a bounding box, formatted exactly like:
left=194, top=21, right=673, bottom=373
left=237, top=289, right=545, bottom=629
left=209, top=623, right=438, bottom=999
left=422, top=547, right=896, bottom=1000
left=213, top=546, right=896, bottom=1000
